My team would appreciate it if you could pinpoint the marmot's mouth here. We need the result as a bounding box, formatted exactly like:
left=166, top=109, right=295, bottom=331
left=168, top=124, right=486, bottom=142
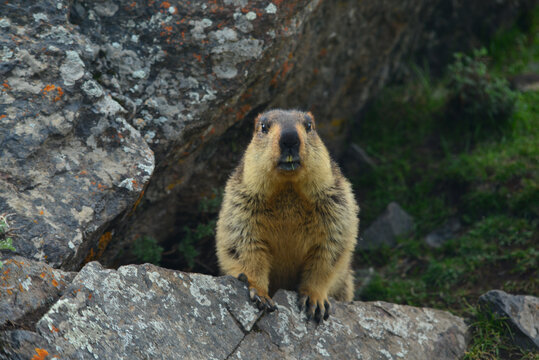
left=278, top=155, right=301, bottom=171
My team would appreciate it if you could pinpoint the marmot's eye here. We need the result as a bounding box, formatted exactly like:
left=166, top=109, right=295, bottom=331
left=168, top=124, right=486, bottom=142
left=261, top=122, right=269, bottom=133
left=305, top=122, right=312, bottom=132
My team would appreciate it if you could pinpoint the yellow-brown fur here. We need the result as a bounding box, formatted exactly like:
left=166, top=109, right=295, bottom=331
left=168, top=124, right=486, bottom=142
left=216, top=109, right=358, bottom=321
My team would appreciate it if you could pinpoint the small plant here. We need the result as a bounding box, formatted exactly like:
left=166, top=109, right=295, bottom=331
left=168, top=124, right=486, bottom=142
left=176, top=189, right=223, bottom=270
left=198, top=188, right=223, bottom=213
left=446, top=48, right=517, bottom=138
left=179, top=220, right=215, bottom=269
left=132, top=236, right=163, bottom=265
left=0, top=214, right=16, bottom=268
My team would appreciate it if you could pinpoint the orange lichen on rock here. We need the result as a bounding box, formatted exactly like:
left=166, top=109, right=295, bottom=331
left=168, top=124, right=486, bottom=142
left=42, top=84, right=56, bottom=93
left=84, top=248, right=96, bottom=263
left=51, top=279, right=59, bottom=287
left=97, top=231, right=113, bottom=257
left=41, top=84, right=64, bottom=102
left=31, top=348, right=49, bottom=360
left=129, top=190, right=145, bottom=216
left=50, top=325, right=60, bottom=333
left=53, top=86, right=63, bottom=101
left=236, top=104, right=251, bottom=121
left=271, top=55, right=295, bottom=86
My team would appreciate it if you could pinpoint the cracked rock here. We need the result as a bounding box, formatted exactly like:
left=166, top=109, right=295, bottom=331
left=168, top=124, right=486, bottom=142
left=1, top=262, right=262, bottom=359
left=1, top=262, right=469, bottom=359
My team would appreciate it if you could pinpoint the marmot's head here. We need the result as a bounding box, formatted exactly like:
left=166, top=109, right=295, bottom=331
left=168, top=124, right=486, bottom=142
left=243, top=110, right=332, bottom=191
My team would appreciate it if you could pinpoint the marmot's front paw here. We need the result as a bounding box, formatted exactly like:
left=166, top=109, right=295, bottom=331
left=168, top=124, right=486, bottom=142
left=238, top=273, right=277, bottom=312
left=299, top=290, right=331, bottom=322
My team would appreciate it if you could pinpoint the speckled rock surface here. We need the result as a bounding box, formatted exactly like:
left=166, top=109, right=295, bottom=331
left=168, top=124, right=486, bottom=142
left=233, top=290, right=468, bottom=360
left=479, top=290, right=539, bottom=351
left=0, top=0, right=154, bottom=269
left=0, top=261, right=469, bottom=359
left=0, top=256, right=75, bottom=330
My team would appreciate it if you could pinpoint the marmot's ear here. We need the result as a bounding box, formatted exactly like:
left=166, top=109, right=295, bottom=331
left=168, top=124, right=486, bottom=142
left=253, top=114, right=263, bottom=132
left=305, top=112, right=315, bottom=124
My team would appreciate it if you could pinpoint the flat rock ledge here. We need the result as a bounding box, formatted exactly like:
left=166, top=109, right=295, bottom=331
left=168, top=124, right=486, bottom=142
left=0, top=259, right=469, bottom=360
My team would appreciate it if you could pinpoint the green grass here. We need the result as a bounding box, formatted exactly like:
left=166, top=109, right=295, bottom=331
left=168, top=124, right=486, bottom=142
left=0, top=213, right=16, bottom=268
left=352, top=6, right=539, bottom=359
left=489, top=6, right=539, bottom=76
left=464, top=309, right=539, bottom=360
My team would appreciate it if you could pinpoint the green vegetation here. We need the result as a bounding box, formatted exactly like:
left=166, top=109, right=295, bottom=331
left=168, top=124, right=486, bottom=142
left=180, top=221, right=214, bottom=269
left=353, top=7, right=538, bottom=359
left=0, top=213, right=16, bottom=268
left=132, top=235, right=163, bottom=265
left=178, top=188, right=222, bottom=270
left=465, top=309, right=539, bottom=360
left=445, top=48, right=517, bottom=140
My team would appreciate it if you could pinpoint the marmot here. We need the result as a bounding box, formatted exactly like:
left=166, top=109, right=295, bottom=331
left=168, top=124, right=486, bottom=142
left=216, top=109, right=358, bottom=322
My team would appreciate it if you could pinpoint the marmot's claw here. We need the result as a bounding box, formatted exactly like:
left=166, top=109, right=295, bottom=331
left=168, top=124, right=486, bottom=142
left=238, top=274, right=276, bottom=312
left=299, top=294, right=330, bottom=322
left=250, top=289, right=276, bottom=312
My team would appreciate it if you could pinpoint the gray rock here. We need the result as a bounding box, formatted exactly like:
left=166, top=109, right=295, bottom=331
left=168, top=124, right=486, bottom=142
left=232, top=290, right=469, bottom=360
left=15, top=261, right=261, bottom=359
left=425, top=218, right=461, bottom=248
left=0, top=0, right=154, bottom=269
left=0, top=261, right=469, bottom=359
left=509, top=73, right=539, bottom=92
left=0, top=256, right=75, bottom=330
left=0, top=330, right=51, bottom=360
left=479, top=290, right=539, bottom=351
left=360, top=202, right=414, bottom=249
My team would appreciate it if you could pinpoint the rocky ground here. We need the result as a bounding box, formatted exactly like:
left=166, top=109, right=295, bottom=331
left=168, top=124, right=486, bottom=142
left=1, top=256, right=469, bottom=359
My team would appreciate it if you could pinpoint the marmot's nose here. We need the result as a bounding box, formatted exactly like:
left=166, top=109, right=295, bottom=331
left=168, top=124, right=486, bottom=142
left=280, top=128, right=300, bottom=150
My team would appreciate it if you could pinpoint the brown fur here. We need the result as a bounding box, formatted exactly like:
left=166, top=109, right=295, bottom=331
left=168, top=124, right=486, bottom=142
left=215, top=109, right=359, bottom=319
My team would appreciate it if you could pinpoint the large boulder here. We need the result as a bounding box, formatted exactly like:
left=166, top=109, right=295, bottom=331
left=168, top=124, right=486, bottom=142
left=0, top=260, right=469, bottom=359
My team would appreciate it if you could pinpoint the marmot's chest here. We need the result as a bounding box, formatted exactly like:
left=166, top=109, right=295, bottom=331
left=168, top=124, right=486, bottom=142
left=256, top=188, right=325, bottom=257
left=262, top=187, right=317, bottom=227
left=256, top=188, right=326, bottom=293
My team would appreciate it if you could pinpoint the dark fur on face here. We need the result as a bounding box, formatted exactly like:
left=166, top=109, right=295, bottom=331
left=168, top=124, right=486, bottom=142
left=253, top=110, right=316, bottom=173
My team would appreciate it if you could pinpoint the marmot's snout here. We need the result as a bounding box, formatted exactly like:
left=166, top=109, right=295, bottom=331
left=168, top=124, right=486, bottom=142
left=278, top=126, right=301, bottom=171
